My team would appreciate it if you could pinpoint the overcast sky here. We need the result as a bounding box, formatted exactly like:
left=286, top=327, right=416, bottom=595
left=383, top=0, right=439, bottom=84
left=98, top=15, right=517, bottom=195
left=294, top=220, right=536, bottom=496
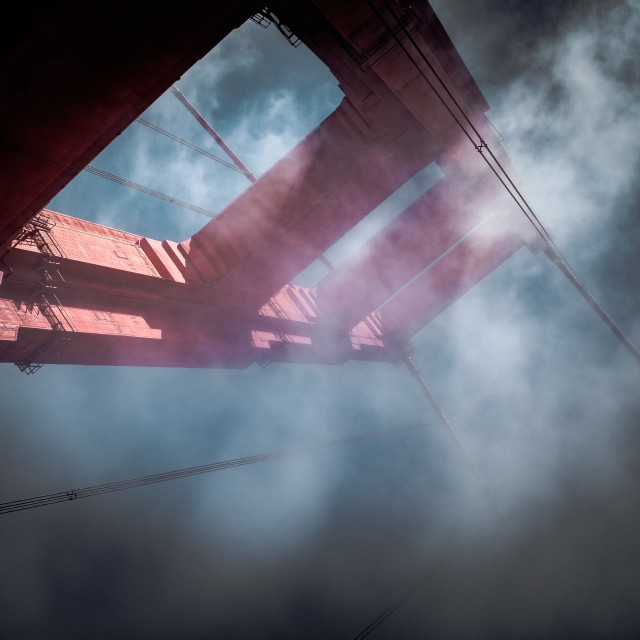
left=2, top=1, right=640, bottom=638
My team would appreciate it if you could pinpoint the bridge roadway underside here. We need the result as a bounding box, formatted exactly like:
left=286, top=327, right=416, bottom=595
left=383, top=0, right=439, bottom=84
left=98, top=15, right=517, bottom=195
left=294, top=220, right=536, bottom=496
left=0, top=1, right=539, bottom=369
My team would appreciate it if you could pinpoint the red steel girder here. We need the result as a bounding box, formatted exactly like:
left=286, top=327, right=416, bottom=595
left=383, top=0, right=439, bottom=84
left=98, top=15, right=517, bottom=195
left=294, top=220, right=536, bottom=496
left=0, top=1, right=537, bottom=370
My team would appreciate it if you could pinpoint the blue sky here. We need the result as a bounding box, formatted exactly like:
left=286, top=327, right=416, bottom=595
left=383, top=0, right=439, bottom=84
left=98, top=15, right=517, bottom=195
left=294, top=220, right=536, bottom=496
left=2, top=2, right=640, bottom=637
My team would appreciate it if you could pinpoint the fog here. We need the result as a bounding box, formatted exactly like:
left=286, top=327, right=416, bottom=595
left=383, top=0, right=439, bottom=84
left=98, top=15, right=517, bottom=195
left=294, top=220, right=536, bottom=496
left=1, top=1, right=639, bottom=637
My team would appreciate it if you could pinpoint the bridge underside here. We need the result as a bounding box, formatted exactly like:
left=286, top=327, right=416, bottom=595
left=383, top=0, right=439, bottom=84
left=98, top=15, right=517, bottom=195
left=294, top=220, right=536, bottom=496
left=0, top=1, right=540, bottom=370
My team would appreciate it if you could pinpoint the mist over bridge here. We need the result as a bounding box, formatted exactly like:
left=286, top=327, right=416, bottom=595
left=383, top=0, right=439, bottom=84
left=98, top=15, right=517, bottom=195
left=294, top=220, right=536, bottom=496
left=0, top=0, right=540, bottom=371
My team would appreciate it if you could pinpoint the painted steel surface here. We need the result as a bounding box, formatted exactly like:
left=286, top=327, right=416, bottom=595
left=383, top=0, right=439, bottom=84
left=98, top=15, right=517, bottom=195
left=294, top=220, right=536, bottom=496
left=0, top=1, right=537, bottom=368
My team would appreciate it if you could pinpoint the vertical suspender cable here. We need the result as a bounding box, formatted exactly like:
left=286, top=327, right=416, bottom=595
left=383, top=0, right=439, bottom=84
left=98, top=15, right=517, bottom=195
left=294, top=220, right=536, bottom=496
left=543, top=247, right=640, bottom=364
left=403, top=353, right=516, bottom=540
left=350, top=354, right=518, bottom=639
left=369, top=0, right=640, bottom=366
left=350, top=353, right=579, bottom=639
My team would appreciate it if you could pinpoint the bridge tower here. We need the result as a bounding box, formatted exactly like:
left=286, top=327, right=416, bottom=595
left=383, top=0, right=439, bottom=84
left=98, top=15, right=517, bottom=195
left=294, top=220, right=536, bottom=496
left=0, top=1, right=540, bottom=371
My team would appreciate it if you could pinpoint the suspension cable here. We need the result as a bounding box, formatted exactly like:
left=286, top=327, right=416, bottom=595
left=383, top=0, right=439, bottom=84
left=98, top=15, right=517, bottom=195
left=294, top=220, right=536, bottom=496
left=351, top=352, right=579, bottom=639
left=136, top=118, right=249, bottom=176
left=171, top=85, right=257, bottom=183
left=349, top=355, right=517, bottom=638
left=403, top=353, right=516, bottom=537
left=369, top=0, right=640, bottom=365
left=371, top=0, right=552, bottom=246
left=352, top=573, right=430, bottom=639
left=83, top=165, right=217, bottom=219
left=0, top=422, right=427, bottom=515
